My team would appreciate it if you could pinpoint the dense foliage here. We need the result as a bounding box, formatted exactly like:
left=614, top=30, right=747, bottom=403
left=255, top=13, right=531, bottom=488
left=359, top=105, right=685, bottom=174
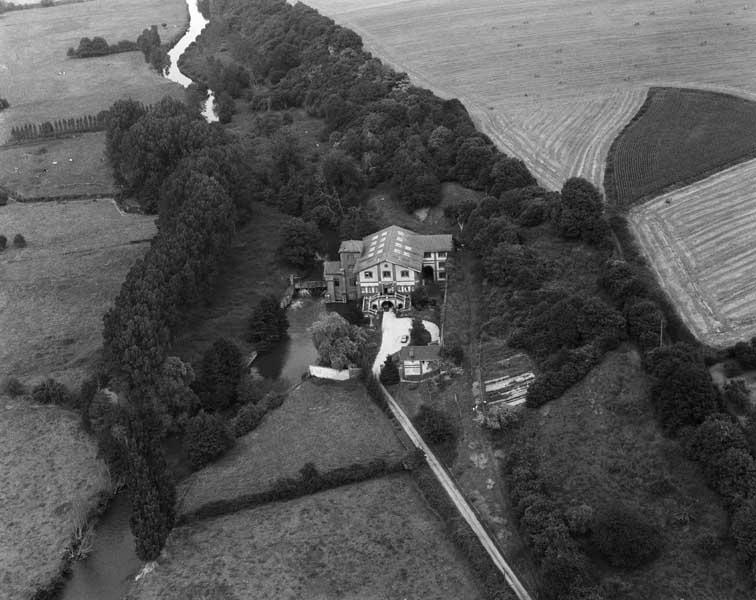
left=193, top=338, right=243, bottom=412
left=183, top=411, right=235, bottom=470
left=310, top=312, right=367, bottom=369
left=247, top=295, right=289, bottom=352
left=379, top=355, right=400, bottom=385
left=67, top=36, right=138, bottom=58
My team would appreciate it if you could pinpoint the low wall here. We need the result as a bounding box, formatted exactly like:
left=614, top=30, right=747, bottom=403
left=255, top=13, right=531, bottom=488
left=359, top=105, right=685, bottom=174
left=308, top=365, right=362, bottom=381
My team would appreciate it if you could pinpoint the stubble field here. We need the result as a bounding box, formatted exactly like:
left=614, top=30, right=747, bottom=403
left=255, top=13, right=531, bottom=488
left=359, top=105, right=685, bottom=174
left=0, top=0, right=187, bottom=142
left=304, top=0, right=756, bottom=191
left=130, top=474, right=483, bottom=600
left=629, top=158, right=756, bottom=347
left=0, top=200, right=155, bottom=385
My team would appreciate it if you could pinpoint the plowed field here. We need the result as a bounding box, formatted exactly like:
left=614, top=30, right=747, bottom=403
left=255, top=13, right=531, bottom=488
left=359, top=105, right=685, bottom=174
left=629, top=158, right=756, bottom=347
left=303, top=0, right=756, bottom=191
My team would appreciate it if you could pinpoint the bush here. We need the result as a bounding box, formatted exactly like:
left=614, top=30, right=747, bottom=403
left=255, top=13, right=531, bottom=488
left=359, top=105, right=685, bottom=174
left=0, top=235, right=6, bottom=250
left=247, top=295, right=289, bottom=352
left=592, top=506, right=662, bottom=569
left=183, top=411, right=235, bottom=470
left=31, top=378, right=74, bottom=407
left=409, top=317, right=431, bottom=346
left=1, top=376, right=26, bottom=397
left=414, top=404, right=456, bottom=446
left=410, top=286, right=432, bottom=310
left=441, top=343, right=464, bottom=365
left=233, top=403, right=265, bottom=437
left=379, top=355, right=400, bottom=385
left=13, top=234, right=26, bottom=248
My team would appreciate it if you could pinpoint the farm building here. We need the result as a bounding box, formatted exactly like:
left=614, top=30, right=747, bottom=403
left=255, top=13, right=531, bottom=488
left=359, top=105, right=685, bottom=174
left=396, top=345, right=441, bottom=381
left=324, top=225, right=452, bottom=314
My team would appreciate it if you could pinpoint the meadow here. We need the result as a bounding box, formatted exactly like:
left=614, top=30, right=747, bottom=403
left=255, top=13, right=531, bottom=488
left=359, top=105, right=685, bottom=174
left=0, top=395, right=109, bottom=600
left=304, top=0, right=756, bottom=191
left=131, top=475, right=483, bottom=600
left=499, top=349, right=753, bottom=599
left=0, top=200, right=155, bottom=385
left=178, top=379, right=407, bottom=517
left=0, top=0, right=187, bottom=142
left=0, top=132, right=115, bottom=198
left=629, top=158, right=756, bottom=347
left=607, top=88, right=756, bottom=207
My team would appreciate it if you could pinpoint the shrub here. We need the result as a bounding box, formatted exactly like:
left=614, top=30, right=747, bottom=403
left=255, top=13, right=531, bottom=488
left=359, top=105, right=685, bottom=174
left=247, top=295, right=289, bottom=352
left=476, top=403, right=521, bottom=431
left=441, top=342, right=464, bottom=365
left=409, top=317, right=431, bottom=346
left=592, top=506, right=662, bottom=569
left=379, top=355, right=400, bottom=385
left=233, top=403, right=265, bottom=437
left=31, top=378, right=74, bottom=407
left=0, top=235, right=6, bottom=250
left=410, top=286, right=431, bottom=310
left=1, top=376, right=26, bottom=397
left=413, top=404, right=455, bottom=446
left=183, top=411, right=235, bottom=470
left=12, top=233, right=26, bottom=248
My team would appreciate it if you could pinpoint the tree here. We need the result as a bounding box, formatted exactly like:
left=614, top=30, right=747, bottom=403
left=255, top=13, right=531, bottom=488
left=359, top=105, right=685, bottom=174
left=248, top=295, right=289, bottom=352
left=338, top=206, right=378, bottom=240
left=194, top=338, right=243, bottom=411
left=0, top=235, right=6, bottom=250
left=413, top=405, right=456, bottom=445
left=215, top=91, right=235, bottom=124
left=152, top=356, right=199, bottom=431
left=322, top=149, right=365, bottom=206
left=488, top=156, right=536, bottom=197
left=731, top=500, right=756, bottom=562
left=183, top=411, right=235, bottom=470
left=553, top=177, right=608, bottom=245
left=278, top=217, right=320, bottom=268
left=380, top=355, right=400, bottom=385
left=310, top=312, right=368, bottom=370
left=410, top=318, right=431, bottom=346
left=12, top=234, right=26, bottom=248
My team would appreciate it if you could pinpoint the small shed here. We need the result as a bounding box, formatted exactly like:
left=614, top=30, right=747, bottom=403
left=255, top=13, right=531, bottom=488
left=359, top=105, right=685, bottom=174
left=398, top=345, right=441, bottom=381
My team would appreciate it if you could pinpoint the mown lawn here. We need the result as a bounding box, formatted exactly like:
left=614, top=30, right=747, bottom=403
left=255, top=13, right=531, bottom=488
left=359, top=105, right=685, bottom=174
left=178, top=378, right=407, bottom=516
left=0, top=200, right=155, bottom=385
left=131, top=474, right=483, bottom=600
left=499, top=348, right=753, bottom=600
left=0, top=396, right=109, bottom=600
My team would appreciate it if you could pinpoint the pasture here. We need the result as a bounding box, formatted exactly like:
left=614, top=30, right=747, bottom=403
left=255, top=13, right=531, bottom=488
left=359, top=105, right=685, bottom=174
left=0, top=132, right=115, bottom=198
left=0, top=0, right=187, bottom=142
left=304, top=0, right=756, bottom=191
left=0, top=200, right=155, bottom=385
left=130, top=474, right=483, bottom=600
left=629, top=158, right=756, bottom=347
left=178, top=379, right=406, bottom=517
left=0, top=395, right=109, bottom=600
left=607, top=88, right=756, bottom=207
left=500, top=349, right=753, bottom=599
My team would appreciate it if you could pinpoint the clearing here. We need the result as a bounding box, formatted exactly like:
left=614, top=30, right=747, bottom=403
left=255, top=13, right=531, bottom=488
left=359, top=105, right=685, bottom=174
left=628, top=158, right=756, bottom=347
left=303, top=0, right=756, bottom=191
left=0, top=133, right=115, bottom=199
left=130, top=474, right=483, bottom=600
left=0, top=200, right=155, bottom=385
left=606, top=87, right=756, bottom=207
left=498, top=349, right=753, bottom=599
left=0, top=0, right=187, bottom=141
left=177, top=378, right=407, bottom=517
left=0, top=396, right=110, bottom=600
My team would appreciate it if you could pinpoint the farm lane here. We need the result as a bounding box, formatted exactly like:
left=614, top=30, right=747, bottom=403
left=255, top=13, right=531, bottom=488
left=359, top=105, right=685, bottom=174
left=373, top=313, right=534, bottom=600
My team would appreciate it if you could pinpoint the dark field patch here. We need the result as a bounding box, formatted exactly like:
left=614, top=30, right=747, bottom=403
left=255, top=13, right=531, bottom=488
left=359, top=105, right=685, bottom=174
left=606, top=87, right=756, bottom=207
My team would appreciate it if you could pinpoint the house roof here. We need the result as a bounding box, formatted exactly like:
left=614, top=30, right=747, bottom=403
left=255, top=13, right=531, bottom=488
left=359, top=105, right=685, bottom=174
left=339, top=240, right=364, bottom=253
left=323, top=261, right=342, bottom=276
left=354, top=225, right=452, bottom=272
left=398, top=345, right=441, bottom=362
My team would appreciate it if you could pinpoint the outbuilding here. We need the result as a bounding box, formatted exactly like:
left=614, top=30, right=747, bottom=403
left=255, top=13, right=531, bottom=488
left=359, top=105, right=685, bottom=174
left=397, top=345, right=441, bottom=381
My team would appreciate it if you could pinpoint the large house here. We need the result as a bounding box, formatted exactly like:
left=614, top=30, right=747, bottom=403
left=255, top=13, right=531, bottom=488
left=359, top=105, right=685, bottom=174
left=323, top=225, right=453, bottom=313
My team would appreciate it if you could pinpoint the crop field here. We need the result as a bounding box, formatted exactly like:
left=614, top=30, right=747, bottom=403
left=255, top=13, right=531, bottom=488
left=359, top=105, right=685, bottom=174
left=178, top=379, right=406, bottom=516
left=0, top=395, right=109, bottom=600
left=0, top=200, right=155, bottom=385
left=304, top=0, right=756, bottom=191
left=500, top=349, right=753, bottom=598
left=0, top=132, right=115, bottom=198
left=0, top=0, right=187, bottom=142
left=607, top=88, right=756, bottom=207
left=629, top=158, right=756, bottom=347
left=130, top=474, right=482, bottom=600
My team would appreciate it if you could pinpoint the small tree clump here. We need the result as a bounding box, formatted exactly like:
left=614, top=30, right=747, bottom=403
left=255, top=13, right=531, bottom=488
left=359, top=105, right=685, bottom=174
left=183, top=411, right=235, bottom=470
left=13, top=234, right=26, bottom=248
left=2, top=376, right=26, bottom=397
left=379, top=355, right=400, bottom=385
left=31, top=378, right=74, bottom=407
left=409, top=318, right=431, bottom=346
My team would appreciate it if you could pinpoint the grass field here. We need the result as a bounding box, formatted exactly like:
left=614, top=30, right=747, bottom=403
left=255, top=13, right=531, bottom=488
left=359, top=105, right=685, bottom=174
left=0, top=132, right=115, bottom=198
left=178, top=379, right=406, bottom=516
left=132, top=474, right=483, bottom=600
left=304, top=0, right=756, bottom=191
left=607, top=88, right=756, bottom=207
left=0, top=395, right=109, bottom=600
left=499, top=349, right=752, bottom=599
left=0, top=0, right=187, bottom=142
left=0, top=200, right=155, bottom=385
left=628, top=158, right=756, bottom=347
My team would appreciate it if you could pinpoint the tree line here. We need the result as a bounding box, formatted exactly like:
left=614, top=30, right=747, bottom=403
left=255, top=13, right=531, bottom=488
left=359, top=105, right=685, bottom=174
left=9, top=114, right=107, bottom=142
left=67, top=36, right=139, bottom=58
